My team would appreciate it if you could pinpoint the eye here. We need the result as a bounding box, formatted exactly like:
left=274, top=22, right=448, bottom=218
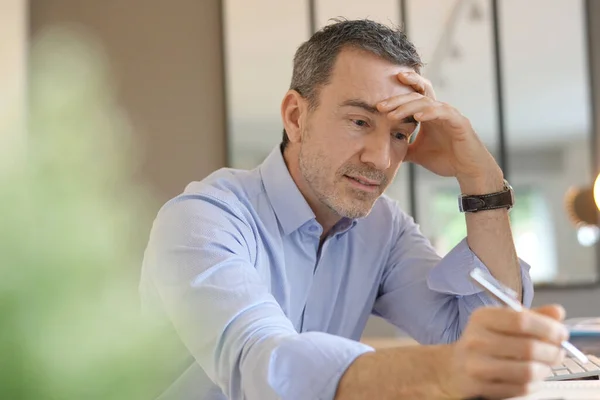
left=393, top=132, right=409, bottom=141
left=351, top=119, right=369, bottom=128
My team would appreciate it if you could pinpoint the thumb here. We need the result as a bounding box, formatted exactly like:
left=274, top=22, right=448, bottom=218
left=404, top=139, right=421, bottom=164
left=533, top=304, right=566, bottom=322
left=404, top=144, right=416, bottom=163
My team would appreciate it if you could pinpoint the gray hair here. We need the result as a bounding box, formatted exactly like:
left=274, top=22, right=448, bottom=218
left=281, top=18, right=423, bottom=150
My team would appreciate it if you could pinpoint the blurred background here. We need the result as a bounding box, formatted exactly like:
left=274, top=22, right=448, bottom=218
left=225, top=0, right=597, bottom=287
left=2, top=0, right=600, bottom=394
left=223, top=0, right=600, bottom=335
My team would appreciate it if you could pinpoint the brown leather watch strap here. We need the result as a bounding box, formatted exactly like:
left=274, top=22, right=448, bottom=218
left=458, top=181, right=515, bottom=213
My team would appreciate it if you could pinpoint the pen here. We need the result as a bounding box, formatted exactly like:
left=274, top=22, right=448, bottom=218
left=469, top=268, right=589, bottom=364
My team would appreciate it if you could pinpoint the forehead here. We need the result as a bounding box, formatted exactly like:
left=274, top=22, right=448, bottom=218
left=323, top=47, right=416, bottom=104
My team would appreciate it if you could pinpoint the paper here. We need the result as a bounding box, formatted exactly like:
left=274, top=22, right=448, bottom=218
left=507, top=381, right=600, bottom=399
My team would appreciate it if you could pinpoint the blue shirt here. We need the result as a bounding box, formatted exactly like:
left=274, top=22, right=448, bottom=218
left=140, top=146, right=533, bottom=400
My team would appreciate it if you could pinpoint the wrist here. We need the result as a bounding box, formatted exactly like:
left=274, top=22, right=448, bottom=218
left=433, top=344, right=460, bottom=399
left=457, top=168, right=504, bottom=195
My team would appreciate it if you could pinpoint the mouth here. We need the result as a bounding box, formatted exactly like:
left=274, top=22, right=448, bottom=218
left=344, top=175, right=381, bottom=193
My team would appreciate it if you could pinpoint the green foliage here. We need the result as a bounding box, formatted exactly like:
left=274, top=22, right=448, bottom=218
left=0, top=28, right=176, bottom=399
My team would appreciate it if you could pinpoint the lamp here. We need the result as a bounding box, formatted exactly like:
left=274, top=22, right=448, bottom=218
left=594, top=173, right=600, bottom=211
left=565, top=186, right=597, bottom=226
left=565, top=174, right=600, bottom=246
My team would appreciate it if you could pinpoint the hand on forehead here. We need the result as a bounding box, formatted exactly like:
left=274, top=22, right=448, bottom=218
left=394, top=70, right=435, bottom=99
left=329, top=47, right=419, bottom=105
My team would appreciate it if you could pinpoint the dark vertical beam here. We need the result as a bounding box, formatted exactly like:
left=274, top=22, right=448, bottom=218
left=584, top=0, right=600, bottom=282
left=490, top=0, right=508, bottom=175
left=308, top=0, right=316, bottom=34
left=399, top=0, right=408, bottom=32
left=219, top=0, right=231, bottom=168
left=585, top=0, right=599, bottom=176
left=400, top=0, right=419, bottom=221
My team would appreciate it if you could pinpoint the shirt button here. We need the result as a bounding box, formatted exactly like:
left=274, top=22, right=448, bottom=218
left=309, top=225, right=318, bottom=232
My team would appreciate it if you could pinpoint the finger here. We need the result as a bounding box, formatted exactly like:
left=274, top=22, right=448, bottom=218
left=404, top=128, right=429, bottom=164
left=404, top=145, right=416, bottom=164
left=469, top=381, right=531, bottom=400
left=533, top=304, right=566, bottom=322
left=413, top=105, right=467, bottom=131
left=377, top=91, right=424, bottom=112
left=386, top=98, right=439, bottom=123
left=404, top=139, right=420, bottom=164
left=467, top=356, right=552, bottom=385
left=396, top=71, right=436, bottom=99
left=464, top=329, right=566, bottom=366
left=471, top=307, right=569, bottom=345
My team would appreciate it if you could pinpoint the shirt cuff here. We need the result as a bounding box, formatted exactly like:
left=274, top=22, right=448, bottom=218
left=267, top=332, right=374, bottom=400
left=427, top=238, right=533, bottom=307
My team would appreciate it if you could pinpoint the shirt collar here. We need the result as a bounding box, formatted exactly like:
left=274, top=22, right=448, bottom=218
left=260, top=146, right=316, bottom=235
left=260, top=146, right=360, bottom=237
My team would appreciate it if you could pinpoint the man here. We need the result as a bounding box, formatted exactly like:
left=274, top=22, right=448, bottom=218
left=141, top=19, right=568, bottom=399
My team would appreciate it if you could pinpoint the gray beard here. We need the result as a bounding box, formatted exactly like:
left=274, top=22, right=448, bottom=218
left=298, top=145, right=385, bottom=219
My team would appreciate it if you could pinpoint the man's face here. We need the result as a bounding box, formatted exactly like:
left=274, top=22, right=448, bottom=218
left=298, top=47, right=418, bottom=219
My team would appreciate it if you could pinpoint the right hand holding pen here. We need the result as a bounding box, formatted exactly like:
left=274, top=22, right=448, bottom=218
left=440, top=304, right=568, bottom=399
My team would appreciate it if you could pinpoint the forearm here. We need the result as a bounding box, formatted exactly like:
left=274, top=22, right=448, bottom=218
left=335, top=344, right=453, bottom=400
left=459, top=171, right=522, bottom=300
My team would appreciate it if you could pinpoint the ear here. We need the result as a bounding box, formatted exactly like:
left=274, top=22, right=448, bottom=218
left=281, top=90, right=308, bottom=144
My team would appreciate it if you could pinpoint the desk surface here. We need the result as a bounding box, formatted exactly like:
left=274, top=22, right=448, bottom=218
left=509, top=381, right=600, bottom=399
left=361, top=337, right=600, bottom=399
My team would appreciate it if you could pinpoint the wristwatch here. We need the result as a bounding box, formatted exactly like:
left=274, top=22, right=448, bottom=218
left=458, top=179, right=515, bottom=213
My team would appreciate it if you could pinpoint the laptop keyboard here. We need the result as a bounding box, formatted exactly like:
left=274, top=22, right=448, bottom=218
left=546, top=354, right=600, bottom=381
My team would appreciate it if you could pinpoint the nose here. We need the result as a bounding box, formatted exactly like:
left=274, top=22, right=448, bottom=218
left=359, top=130, right=391, bottom=171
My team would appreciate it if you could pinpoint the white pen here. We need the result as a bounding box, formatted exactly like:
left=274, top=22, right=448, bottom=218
left=469, top=267, right=589, bottom=364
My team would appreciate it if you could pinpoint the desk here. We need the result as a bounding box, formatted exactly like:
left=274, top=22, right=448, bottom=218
left=361, top=337, right=600, bottom=399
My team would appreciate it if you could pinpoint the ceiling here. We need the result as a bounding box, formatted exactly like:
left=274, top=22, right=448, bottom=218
left=224, top=0, right=593, bottom=154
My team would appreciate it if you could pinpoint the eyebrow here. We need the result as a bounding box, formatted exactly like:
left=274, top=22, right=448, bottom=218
left=340, top=99, right=418, bottom=124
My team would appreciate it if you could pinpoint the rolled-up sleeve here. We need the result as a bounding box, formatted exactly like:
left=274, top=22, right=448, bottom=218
left=372, top=211, right=533, bottom=345
left=144, top=194, right=373, bottom=400
left=427, top=238, right=533, bottom=332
